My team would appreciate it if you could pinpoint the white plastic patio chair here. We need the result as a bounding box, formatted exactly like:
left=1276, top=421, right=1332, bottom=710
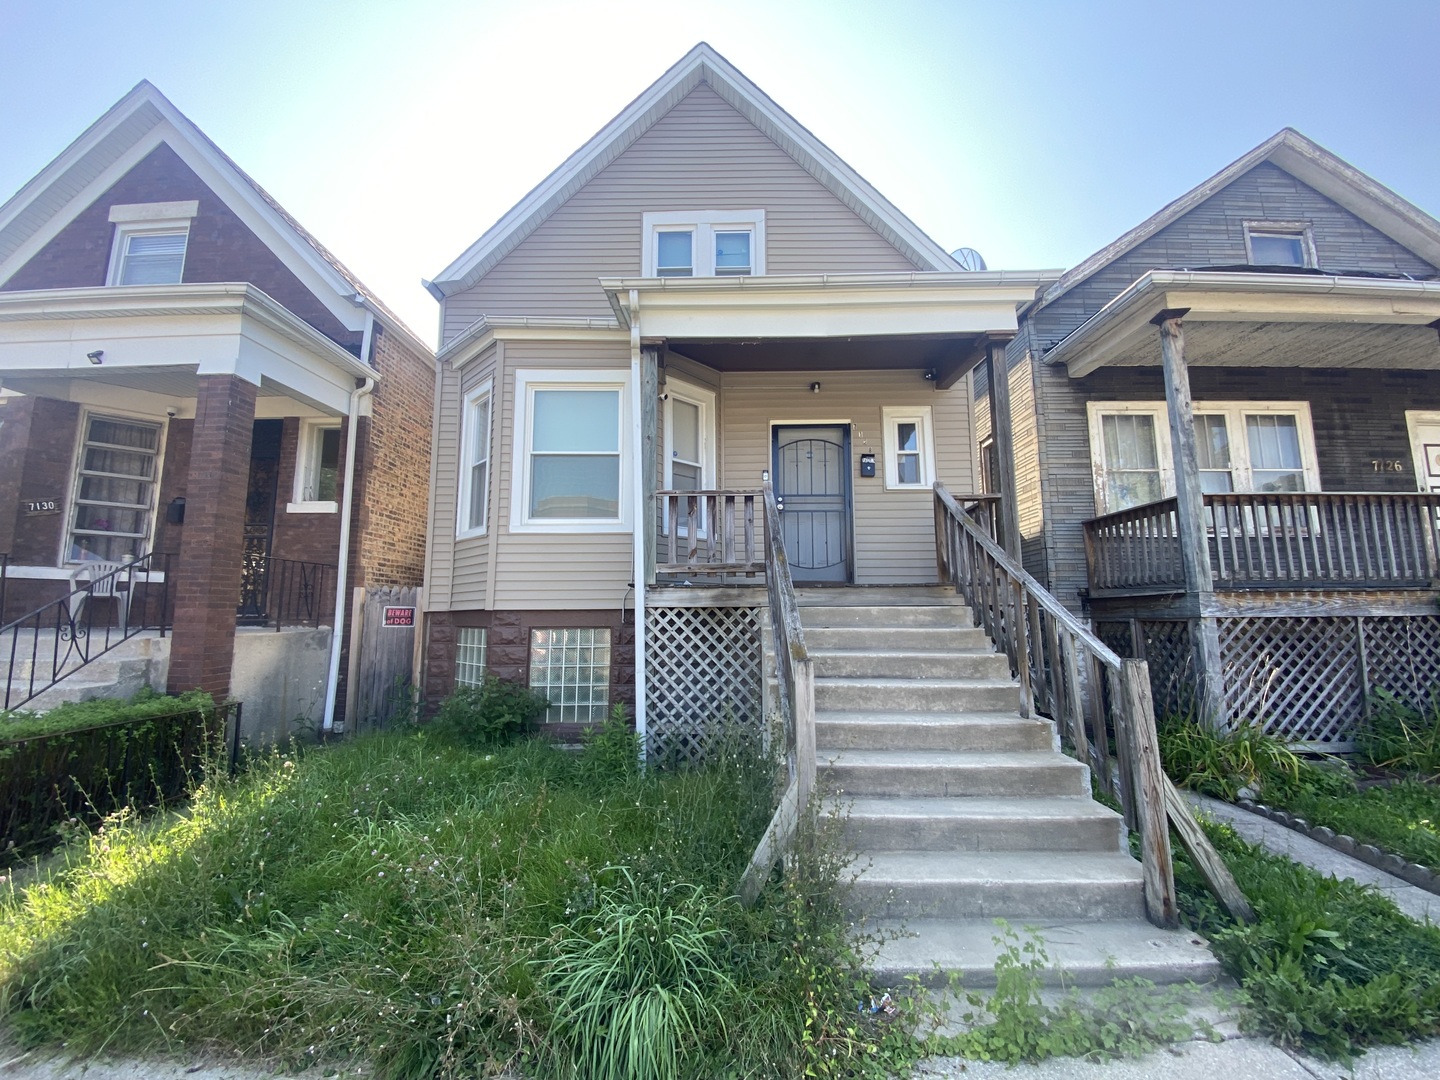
left=66, top=560, right=129, bottom=628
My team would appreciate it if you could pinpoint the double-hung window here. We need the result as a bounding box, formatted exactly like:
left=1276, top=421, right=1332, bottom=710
left=513, top=370, right=631, bottom=532
left=642, top=211, right=765, bottom=277
left=69, top=414, right=161, bottom=563
left=106, top=201, right=198, bottom=286
left=881, top=407, right=936, bottom=490
left=1087, top=401, right=1319, bottom=514
left=289, top=419, right=342, bottom=512
left=663, top=380, right=716, bottom=535
left=457, top=380, right=493, bottom=537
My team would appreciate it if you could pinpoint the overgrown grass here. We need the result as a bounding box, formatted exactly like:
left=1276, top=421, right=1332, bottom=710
left=1281, top=780, right=1440, bottom=871
left=0, top=688, right=216, bottom=741
left=1356, top=689, right=1440, bottom=780
left=0, top=720, right=930, bottom=1078
left=1175, top=817, right=1440, bottom=1061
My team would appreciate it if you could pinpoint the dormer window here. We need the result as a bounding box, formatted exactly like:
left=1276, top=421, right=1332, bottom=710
left=1244, top=221, right=1315, bottom=268
left=642, top=211, right=765, bottom=277
left=107, top=201, right=199, bottom=286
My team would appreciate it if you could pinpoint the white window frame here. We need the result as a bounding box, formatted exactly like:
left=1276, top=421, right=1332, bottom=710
left=1406, top=410, right=1440, bottom=494
left=288, top=419, right=343, bottom=513
left=510, top=368, right=633, bottom=534
left=456, top=378, right=494, bottom=538
left=1243, top=220, right=1317, bottom=269
left=641, top=210, right=766, bottom=277
left=1086, top=400, right=1321, bottom=514
left=662, top=379, right=717, bottom=535
left=105, top=204, right=199, bottom=287
left=455, top=627, right=489, bottom=687
left=64, top=410, right=165, bottom=566
left=881, top=406, right=937, bottom=491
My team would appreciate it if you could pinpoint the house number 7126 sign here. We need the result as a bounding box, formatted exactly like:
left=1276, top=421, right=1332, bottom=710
left=1370, top=459, right=1405, bottom=473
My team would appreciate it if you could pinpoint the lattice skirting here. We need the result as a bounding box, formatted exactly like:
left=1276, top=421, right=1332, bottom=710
left=1221, top=615, right=1440, bottom=747
left=1137, top=621, right=1195, bottom=720
left=644, top=606, right=764, bottom=765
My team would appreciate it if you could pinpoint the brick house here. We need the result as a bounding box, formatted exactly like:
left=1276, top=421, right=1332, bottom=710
left=0, top=82, right=434, bottom=733
left=977, top=129, right=1440, bottom=745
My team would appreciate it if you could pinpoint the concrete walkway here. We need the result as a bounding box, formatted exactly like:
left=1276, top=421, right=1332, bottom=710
left=1184, top=792, right=1439, bottom=924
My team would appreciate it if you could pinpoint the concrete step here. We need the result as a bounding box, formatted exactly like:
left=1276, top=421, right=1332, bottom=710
left=809, top=648, right=1010, bottom=680
left=849, top=850, right=1146, bottom=920
left=816, top=711, right=1053, bottom=752
left=795, top=586, right=966, bottom=607
left=867, top=918, right=1221, bottom=987
left=822, top=749, right=1090, bottom=798
left=800, top=605, right=970, bottom=629
left=801, top=625, right=991, bottom=651
left=814, top=676, right=1017, bottom=713
left=844, top=796, right=1125, bottom=853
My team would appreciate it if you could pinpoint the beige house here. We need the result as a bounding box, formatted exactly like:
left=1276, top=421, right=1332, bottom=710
left=420, top=44, right=1053, bottom=749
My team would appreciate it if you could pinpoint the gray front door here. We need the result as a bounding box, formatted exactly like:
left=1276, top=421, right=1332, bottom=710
left=773, top=425, right=851, bottom=584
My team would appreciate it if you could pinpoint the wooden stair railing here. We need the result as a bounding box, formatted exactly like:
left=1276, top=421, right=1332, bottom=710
left=739, top=478, right=815, bottom=906
left=935, top=483, right=1253, bottom=927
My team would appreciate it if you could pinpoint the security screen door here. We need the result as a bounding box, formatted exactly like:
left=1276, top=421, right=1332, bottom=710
left=772, top=425, right=851, bottom=584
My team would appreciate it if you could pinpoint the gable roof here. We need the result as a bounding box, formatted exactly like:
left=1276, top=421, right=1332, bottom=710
left=428, top=42, right=960, bottom=297
left=1033, top=128, right=1440, bottom=316
left=0, top=81, right=428, bottom=356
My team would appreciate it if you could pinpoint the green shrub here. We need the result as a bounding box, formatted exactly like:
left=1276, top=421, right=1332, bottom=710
left=1355, top=689, right=1440, bottom=779
left=538, top=869, right=733, bottom=1080
left=1, top=688, right=215, bottom=742
left=430, top=676, right=549, bottom=747
left=574, top=704, right=641, bottom=792
left=1174, top=816, right=1440, bottom=1061
left=1158, top=714, right=1307, bottom=801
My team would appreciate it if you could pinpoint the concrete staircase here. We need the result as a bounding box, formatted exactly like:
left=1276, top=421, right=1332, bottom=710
left=798, top=586, right=1217, bottom=987
left=1, top=630, right=168, bottom=713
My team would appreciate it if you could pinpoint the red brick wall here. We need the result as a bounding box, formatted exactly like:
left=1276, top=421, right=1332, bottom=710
left=1, top=144, right=362, bottom=354
left=423, top=608, right=637, bottom=740
left=0, top=396, right=37, bottom=557
left=152, top=418, right=193, bottom=557
left=5, top=398, right=80, bottom=565
left=354, top=325, right=434, bottom=589
left=168, top=374, right=255, bottom=697
left=270, top=417, right=345, bottom=568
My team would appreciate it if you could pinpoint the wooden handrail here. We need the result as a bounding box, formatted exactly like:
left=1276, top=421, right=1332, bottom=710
left=739, top=478, right=815, bottom=906
left=935, top=482, right=1254, bottom=927
left=1084, top=491, right=1440, bottom=593
left=656, top=489, right=765, bottom=576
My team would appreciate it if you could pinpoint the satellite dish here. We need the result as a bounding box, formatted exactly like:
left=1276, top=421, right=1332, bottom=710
left=950, top=247, right=987, bottom=271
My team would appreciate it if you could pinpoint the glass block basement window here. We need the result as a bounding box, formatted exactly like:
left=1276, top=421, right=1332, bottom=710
left=455, top=627, right=488, bottom=687
left=529, top=628, right=611, bottom=723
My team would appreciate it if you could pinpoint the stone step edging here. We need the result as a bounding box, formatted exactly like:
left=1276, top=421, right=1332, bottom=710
left=1235, top=798, right=1439, bottom=895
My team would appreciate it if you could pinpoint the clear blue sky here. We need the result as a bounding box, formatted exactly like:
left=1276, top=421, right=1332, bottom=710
left=2, top=0, right=1437, bottom=339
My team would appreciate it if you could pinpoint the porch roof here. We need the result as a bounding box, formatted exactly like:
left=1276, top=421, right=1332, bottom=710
left=1045, top=269, right=1440, bottom=378
left=0, top=282, right=375, bottom=416
left=601, top=271, right=1057, bottom=346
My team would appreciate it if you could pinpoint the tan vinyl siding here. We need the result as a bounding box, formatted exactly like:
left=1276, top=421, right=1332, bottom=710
left=718, top=370, right=972, bottom=584
left=492, top=341, right=635, bottom=610
left=426, top=343, right=498, bottom=609
left=442, top=85, right=920, bottom=343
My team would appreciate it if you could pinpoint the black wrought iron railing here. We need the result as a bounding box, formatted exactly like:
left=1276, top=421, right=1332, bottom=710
left=238, top=555, right=334, bottom=630
left=1, top=552, right=173, bottom=712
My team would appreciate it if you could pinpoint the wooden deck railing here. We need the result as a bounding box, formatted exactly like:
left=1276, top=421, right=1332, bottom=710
left=656, top=489, right=765, bottom=576
left=1085, top=491, right=1440, bottom=593
left=936, top=483, right=1254, bottom=928
left=739, top=479, right=815, bottom=906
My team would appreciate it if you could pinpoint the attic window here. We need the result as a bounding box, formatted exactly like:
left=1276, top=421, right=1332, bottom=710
left=1244, top=222, right=1314, bottom=268
left=642, top=211, right=765, bottom=277
left=107, top=202, right=199, bottom=287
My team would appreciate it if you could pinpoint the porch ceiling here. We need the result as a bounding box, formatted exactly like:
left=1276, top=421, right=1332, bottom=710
left=1047, top=270, right=1440, bottom=377
left=666, top=333, right=979, bottom=372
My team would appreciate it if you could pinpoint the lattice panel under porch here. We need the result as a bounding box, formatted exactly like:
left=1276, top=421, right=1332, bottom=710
left=1093, top=621, right=1136, bottom=660
left=1361, top=616, right=1440, bottom=715
left=644, top=606, right=763, bottom=766
left=1137, top=620, right=1194, bottom=720
left=1219, top=617, right=1362, bottom=746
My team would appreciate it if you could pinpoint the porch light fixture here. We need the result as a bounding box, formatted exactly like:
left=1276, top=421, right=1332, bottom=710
left=86, top=350, right=104, bottom=365
left=924, top=368, right=938, bottom=381
left=810, top=381, right=821, bottom=393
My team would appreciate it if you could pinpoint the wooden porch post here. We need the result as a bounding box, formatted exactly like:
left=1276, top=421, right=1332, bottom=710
left=1155, top=310, right=1226, bottom=728
left=641, top=346, right=659, bottom=586
left=987, top=337, right=1022, bottom=561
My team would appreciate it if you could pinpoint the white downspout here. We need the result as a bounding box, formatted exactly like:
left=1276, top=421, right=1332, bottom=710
left=628, top=289, right=647, bottom=756
left=324, top=312, right=376, bottom=734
